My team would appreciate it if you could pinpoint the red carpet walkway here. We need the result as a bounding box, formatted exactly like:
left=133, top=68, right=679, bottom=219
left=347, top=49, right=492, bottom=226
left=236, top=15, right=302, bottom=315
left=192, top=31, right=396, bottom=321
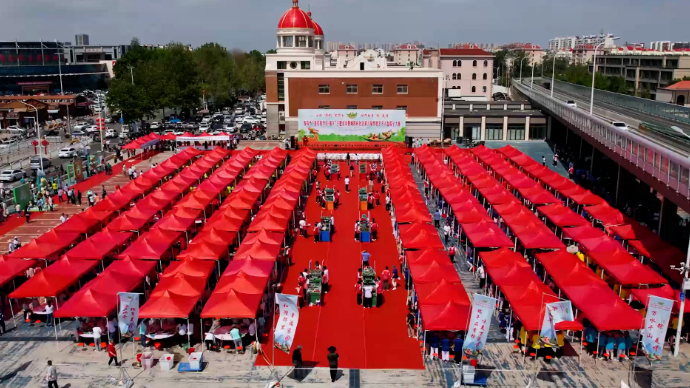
left=257, top=161, right=423, bottom=369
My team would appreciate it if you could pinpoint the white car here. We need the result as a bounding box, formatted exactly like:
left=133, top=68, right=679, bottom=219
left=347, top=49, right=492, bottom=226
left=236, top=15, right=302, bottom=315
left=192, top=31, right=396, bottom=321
left=119, top=130, right=130, bottom=139
left=565, top=100, right=577, bottom=108
left=199, top=123, right=210, bottom=131
left=105, top=128, right=117, bottom=138
left=85, top=125, right=99, bottom=134
left=611, top=122, right=630, bottom=130
left=201, top=116, right=212, bottom=124
left=150, top=122, right=161, bottom=130
left=0, top=138, right=19, bottom=149
left=222, top=123, right=235, bottom=132
left=59, top=147, right=79, bottom=158
left=234, top=107, right=244, bottom=114
left=243, top=116, right=260, bottom=125
left=0, top=169, right=25, bottom=182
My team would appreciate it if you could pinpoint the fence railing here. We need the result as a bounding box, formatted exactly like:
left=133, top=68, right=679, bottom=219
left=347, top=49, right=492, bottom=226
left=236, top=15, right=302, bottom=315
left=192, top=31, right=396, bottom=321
left=544, top=78, right=690, bottom=125
left=514, top=80, right=690, bottom=202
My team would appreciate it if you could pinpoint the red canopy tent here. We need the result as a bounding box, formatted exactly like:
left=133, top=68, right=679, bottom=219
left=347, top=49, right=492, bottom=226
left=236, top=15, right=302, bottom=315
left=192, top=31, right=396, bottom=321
left=516, top=186, right=560, bottom=205
left=462, top=221, right=513, bottom=248
left=419, top=301, right=472, bottom=331
left=8, top=240, right=63, bottom=261
left=562, top=225, right=607, bottom=243
left=584, top=203, right=627, bottom=226
left=62, top=229, right=134, bottom=260
left=609, top=222, right=658, bottom=241
left=513, top=227, right=566, bottom=250
left=538, top=203, right=590, bottom=228
left=139, top=290, right=200, bottom=318
left=234, top=242, right=282, bottom=261
left=398, top=223, right=445, bottom=250
left=200, top=289, right=263, bottom=319
left=408, top=261, right=460, bottom=284
left=54, top=209, right=114, bottom=233
left=394, top=204, right=432, bottom=224
left=415, top=279, right=470, bottom=306
left=156, top=213, right=198, bottom=232
left=628, top=239, right=684, bottom=284
left=117, top=229, right=183, bottom=260
left=222, top=258, right=274, bottom=278
left=108, top=212, right=154, bottom=232
left=54, top=260, right=155, bottom=318
left=0, top=257, right=37, bottom=288
left=406, top=249, right=450, bottom=266
left=559, top=186, right=605, bottom=206
left=206, top=208, right=250, bottom=232
left=586, top=247, right=668, bottom=286
left=247, top=211, right=291, bottom=233
left=242, top=230, right=284, bottom=247
left=9, top=258, right=99, bottom=298
left=177, top=240, right=231, bottom=261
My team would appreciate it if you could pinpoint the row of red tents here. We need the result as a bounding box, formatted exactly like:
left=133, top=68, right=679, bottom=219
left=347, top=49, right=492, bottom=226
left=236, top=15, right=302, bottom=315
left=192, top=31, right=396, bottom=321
left=382, top=147, right=471, bottom=331
left=137, top=147, right=286, bottom=319
left=122, top=131, right=236, bottom=150
left=496, top=144, right=685, bottom=286
left=200, top=148, right=318, bottom=320
left=5, top=148, right=205, bottom=302
left=414, top=147, right=569, bottom=331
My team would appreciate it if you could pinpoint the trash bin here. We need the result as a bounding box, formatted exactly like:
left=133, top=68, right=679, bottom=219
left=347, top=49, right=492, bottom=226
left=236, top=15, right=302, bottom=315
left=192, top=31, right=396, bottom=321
left=188, top=352, right=203, bottom=370
left=142, top=352, right=154, bottom=369
left=160, top=353, right=175, bottom=371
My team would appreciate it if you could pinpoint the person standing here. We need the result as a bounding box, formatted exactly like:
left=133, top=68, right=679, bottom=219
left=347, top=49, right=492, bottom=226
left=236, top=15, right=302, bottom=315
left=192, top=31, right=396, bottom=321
left=292, top=345, right=304, bottom=380
left=45, top=301, right=54, bottom=327
left=448, top=245, right=457, bottom=264
left=362, top=284, right=374, bottom=308
left=349, top=163, right=354, bottom=177
left=77, top=190, right=82, bottom=206
left=344, top=176, right=350, bottom=192
left=15, top=203, right=20, bottom=218
left=371, top=219, right=378, bottom=241
left=381, top=266, right=391, bottom=291
left=60, top=213, right=67, bottom=223
left=327, top=346, right=339, bottom=382
left=46, top=360, right=58, bottom=388
left=102, top=185, right=107, bottom=199
left=92, top=324, right=103, bottom=351
left=24, top=208, right=31, bottom=224
left=0, top=309, right=5, bottom=335
left=107, top=317, right=118, bottom=342
left=443, top=223, right=451, bottom=245
left=407, top=311, right=416, bottom=338
left=230, top=325, right=242, bottom=351
left=433, top=209, right=441, bottom=228
left=542, top=156, right=546, bottom=166
left=138, top=320, right=148, bottom=348
left=477, top=264, right=486, bottom=289
left=322, top=266, right=329, bottom=293
left=107, top=340, right=119, bottom=366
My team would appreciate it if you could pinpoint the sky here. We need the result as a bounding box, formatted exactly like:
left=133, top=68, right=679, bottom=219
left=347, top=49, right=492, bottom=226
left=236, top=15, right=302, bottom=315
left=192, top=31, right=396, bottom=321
left=1, top=0, right=687, bottom=51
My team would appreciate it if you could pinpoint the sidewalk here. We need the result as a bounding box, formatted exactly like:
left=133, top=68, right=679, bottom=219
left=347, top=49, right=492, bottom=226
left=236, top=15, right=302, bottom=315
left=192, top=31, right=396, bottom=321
left=0, top=151, right=172, bottom=253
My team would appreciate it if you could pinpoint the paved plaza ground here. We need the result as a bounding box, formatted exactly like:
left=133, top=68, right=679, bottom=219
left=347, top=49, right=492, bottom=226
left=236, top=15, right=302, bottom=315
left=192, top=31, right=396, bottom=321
left=1, top=141, right=689, bottom=388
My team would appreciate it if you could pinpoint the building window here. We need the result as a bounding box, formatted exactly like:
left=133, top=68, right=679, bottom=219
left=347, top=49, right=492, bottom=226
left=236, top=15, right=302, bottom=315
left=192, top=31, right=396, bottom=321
left=277, top=73, right=285, bottom=101
left=397, top=85, right=408, bottom=94
left=529, top=125, right=546, bottom=139
left=372, top=106, right=383, bottom=110
left=277, top=61, right=287, bottom=70
left=308, top=36, right=314, bottom=48
left=452, top=74, right=457, bottom=80
left=485, top=124, right=503, bottom=140
left=453, top=60, right=457, bottom=67
left=472, top=73, right=476, bottom=80
left=300, top=61, right=310, bottom=70
left=318, top=105, right=330, bottom=109
left=457, top=73, right=461, bottom=80
left=483, top=73, right=487, bottom=80
left=346, top=84, right=358, bottom=94
left=372, top=84, right=383, bottom=94
left=319, top=85, right=330, bottom=94
left=297, top=36, right=307, bottom=47
left=507, top=124, right=525, bottom=140
left=482, top=86, right=487, bottom=93
left=472, top=86, right=476, bottom=93
left=346, top=105, right=357, bottom=109
left=484, top=60, right=488, bottom=67
left=282, top=36, right=293, bottom=48
left=396, top=106, right=407, bottom=112
left=473, top=60, right=477, bottom=67
left=457, top=60, right=462, bottom=67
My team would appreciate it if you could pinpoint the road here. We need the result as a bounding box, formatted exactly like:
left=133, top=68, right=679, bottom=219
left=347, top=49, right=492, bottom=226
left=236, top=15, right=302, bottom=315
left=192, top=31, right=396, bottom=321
left=520, top=79, right=690, bottom=156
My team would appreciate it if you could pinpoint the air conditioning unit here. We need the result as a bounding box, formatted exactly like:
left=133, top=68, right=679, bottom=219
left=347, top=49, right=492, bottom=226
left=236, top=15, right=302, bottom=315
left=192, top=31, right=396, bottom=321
left=278, top=111, right=285, bottom=119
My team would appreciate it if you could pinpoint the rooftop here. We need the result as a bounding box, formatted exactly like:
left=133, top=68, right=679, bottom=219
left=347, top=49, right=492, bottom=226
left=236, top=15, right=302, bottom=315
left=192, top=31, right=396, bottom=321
left=662, top=80, right=690, bottom=90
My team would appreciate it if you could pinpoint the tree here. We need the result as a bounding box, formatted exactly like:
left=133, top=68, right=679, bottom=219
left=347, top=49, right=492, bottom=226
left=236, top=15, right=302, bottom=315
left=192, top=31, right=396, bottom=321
left=195, top=43, right=237, bottom=106
left=667, top=76, right=690, bottom=86
left=266, top=49, right=277, bottom=54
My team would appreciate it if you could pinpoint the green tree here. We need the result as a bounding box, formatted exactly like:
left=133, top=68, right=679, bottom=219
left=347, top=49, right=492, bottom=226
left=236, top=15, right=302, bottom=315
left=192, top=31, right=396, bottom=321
left=195, top=43, right=237, bottom=107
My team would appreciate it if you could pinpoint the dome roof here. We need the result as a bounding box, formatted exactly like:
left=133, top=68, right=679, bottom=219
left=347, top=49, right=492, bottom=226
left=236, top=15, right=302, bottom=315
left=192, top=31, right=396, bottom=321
left=278, top=0, right=314, bottom=30
left=307, top=11, right=323, bottom=36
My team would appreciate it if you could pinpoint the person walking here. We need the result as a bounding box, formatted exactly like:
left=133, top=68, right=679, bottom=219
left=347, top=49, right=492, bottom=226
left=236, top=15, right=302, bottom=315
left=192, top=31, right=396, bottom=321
left=327, top=346, right=339, bottom=382
left=107, top=340, right=119, bottom=366
left=448, top=245, right=457, bottom=263
left=24, top=208, right=31, bottom=224
left=433, top=209, right=441, bottom=228
left=407, top=310, right=416, bottom=338
left=292, top=345, right=304, bottom=380
left=77, top=190, right=82, bottom=206
left=0, top=309, right=5, bottom=335
left=443, top=223, right=451, bottom=245
left=46, top=360, right=58, bottom=388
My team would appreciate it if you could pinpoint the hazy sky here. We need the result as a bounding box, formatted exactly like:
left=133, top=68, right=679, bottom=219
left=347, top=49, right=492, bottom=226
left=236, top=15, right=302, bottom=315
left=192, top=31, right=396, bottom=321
left=2, top=0, right=687, bottom=51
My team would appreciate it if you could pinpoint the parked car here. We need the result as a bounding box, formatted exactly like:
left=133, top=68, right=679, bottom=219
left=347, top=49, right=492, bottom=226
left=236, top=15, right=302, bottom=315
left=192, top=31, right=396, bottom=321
left=30, top=156, right=52, bottom=170
left=0, top=169, right=25, bottom=182
left=71, top=130, right=86, bottom=138
left=105, top=128, right=117, bottom=138
left=150, top=122, right=161, bottom=130
left=0, top=138, right=19, bottom=149
left=59, top=146, right=79, bottom=158
left=85, top=125, right=99, bottom=134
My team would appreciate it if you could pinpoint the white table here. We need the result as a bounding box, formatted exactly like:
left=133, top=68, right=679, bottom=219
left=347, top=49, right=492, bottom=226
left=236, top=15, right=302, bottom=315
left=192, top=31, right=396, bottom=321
left=79, top=333, right=102, bottom=339
left=146, top=333, right=175, bottom=340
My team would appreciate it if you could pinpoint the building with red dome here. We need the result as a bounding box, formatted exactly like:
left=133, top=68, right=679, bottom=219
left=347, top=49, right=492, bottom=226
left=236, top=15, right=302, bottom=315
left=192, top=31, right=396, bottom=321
left=265, top=0, right=444, bottom=140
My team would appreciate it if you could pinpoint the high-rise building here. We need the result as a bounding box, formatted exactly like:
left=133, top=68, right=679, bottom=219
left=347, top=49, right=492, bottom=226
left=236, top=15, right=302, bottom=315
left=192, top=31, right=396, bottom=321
left=549, top=33, right=618, bottom=51
left=75, top=34, right=89, bottom=46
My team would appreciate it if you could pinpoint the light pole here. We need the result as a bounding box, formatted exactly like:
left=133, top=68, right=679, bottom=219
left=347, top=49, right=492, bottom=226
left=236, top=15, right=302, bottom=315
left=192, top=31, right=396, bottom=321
left=519, top=56, right=527, bottom=83
left=531, top=60, right=535, bottom=89
left=54, top=40, right=71, bottom=135
left=590, top=37, right=619, bottom=115
left=672, top=249, right=690, bottom=357
left=18, top=101, right=43, bottom=172
left=550, top=53, right=556, bottom=97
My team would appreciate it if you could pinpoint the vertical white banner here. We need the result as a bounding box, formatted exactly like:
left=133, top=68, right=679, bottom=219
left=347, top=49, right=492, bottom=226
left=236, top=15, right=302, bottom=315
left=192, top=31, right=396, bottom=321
left=462, top=294, right=497, bottom=356
left=118, top=292, right=139, bottom=335
left=274, top=293, right=300, bottom=354
left=539, top=301, right=574, bottom=346
left=642, top=295, right=673, bottom=361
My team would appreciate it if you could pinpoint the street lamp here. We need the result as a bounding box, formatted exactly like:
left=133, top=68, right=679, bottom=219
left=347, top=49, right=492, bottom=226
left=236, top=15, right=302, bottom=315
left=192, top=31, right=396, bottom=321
left=590, top=37, right=620, bottom=115
left=550, top=52, right=556, bottom=97
left=18, top=101, right=43, bottom=172
left=519, top=56, right=528, bottom=83
left=54, top=40, right=71, bottom=135
left=531, top=60, right=535, bottom=89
